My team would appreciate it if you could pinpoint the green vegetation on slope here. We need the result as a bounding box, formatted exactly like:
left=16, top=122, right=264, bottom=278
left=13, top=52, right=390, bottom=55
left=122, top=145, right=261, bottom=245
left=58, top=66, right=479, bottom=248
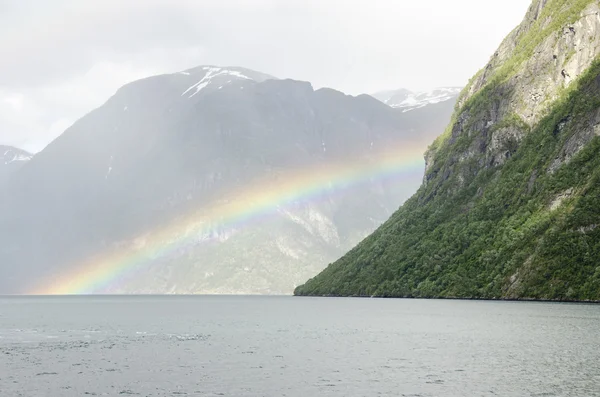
left=295, top=59, right=600, bottom=301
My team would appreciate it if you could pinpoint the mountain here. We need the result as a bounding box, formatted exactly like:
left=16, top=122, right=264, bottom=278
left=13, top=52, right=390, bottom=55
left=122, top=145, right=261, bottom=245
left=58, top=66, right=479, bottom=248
left=372, top=87, right=461, bottom=112
left=0, top=145, right=32, bottom=185
left=296, top=0, right=600, bottom=301
left=0, top=66, right=456, bottom=295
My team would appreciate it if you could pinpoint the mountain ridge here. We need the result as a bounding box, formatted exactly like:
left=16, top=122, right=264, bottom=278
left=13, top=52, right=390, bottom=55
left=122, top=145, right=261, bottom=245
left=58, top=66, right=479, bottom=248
left=0, top=66, right=456, bottom=295
left=372, top=87, right=462, bottom=112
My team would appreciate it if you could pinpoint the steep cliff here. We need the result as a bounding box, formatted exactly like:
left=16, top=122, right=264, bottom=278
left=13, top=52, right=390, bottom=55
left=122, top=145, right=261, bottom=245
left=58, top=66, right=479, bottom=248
left=296, top=0, right=600, bottom=301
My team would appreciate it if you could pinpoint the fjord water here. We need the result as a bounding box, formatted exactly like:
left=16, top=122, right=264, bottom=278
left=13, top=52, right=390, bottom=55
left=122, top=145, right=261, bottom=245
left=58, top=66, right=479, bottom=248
left=1, top=296, right=599, bottom=397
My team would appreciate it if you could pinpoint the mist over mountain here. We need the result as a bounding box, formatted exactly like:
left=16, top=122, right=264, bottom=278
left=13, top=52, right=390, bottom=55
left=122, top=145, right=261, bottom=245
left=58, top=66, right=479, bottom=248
left=0, top=66, right=455, bottom=294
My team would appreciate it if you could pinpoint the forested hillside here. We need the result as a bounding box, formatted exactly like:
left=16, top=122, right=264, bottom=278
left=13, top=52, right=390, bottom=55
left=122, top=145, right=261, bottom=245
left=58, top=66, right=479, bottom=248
left=296, top=0, right=600, bottom=301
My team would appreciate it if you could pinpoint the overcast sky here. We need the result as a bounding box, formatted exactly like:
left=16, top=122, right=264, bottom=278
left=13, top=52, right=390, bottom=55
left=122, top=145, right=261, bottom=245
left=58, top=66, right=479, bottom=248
left=1, top=0, right=530, bottom=152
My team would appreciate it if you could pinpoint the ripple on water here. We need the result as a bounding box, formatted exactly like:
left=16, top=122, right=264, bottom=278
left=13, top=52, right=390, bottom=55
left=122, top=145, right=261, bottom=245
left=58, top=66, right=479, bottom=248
left=1, top=297, right=600, bottom=397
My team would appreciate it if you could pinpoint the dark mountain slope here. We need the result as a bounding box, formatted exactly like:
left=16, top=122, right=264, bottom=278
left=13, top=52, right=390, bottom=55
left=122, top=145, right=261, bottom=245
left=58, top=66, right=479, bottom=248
left=0, top=66, right=455, bottom=294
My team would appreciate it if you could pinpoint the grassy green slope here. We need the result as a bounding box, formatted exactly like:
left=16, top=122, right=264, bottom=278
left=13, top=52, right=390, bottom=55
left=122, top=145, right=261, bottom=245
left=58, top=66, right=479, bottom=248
left=295, top=2, right=600, bottom=300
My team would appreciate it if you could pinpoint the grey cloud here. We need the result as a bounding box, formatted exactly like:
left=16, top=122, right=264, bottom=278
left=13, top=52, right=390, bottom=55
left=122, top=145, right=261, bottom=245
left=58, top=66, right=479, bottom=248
left=0, top=1, right=208, bottom=87
left=0, top=0, right=530, bottom=151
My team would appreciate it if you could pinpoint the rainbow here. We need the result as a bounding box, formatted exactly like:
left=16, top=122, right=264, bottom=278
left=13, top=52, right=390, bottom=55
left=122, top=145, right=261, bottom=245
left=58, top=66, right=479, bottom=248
left=31, top=143, right=427, bottom=295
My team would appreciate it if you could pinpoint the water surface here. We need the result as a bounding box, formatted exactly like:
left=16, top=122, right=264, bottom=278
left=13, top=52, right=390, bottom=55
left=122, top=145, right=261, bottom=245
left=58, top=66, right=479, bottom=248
left=1, top=296, right=599, bottom=396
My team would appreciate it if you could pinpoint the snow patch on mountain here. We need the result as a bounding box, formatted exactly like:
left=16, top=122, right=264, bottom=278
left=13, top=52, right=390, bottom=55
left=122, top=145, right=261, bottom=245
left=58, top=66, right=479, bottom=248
left=105, top=156, right=114, bottom=180
left=1, top=146, right=33, bottom=165
left=180, top=67, right=260, bottom=98
left=373, top=87, right=462, bottom=112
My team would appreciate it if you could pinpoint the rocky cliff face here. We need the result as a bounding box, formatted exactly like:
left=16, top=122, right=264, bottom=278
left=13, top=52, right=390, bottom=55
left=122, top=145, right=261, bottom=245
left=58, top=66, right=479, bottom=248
left=0, top=66, right=455, bottom=294
left=428, top=0, right=600, bottom=176
left=459, top=0, right=600, bottom=118
left=296, top=0, right=600, bottom=301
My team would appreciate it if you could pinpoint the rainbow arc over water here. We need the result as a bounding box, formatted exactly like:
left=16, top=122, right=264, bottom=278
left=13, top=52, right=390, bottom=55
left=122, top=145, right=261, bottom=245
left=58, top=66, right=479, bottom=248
left=32, top=143, right=427, bottom=295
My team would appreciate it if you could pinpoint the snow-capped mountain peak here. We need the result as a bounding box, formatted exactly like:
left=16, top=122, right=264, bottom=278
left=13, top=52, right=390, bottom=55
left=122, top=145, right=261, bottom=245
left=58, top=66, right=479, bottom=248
left=1, top=145, right=33, bottom=165
left=0, top=145, right=32, bottom=184
left=372, top=87, right=462, bottom=112
left=177, top=66, right=276, bottom=98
